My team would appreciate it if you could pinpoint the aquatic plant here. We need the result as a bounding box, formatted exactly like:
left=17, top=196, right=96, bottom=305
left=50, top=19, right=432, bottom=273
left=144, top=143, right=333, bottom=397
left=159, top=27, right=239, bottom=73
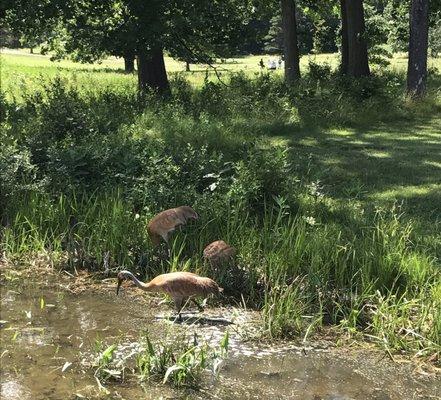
left=137, top=330, right=229, bottom=387
left=90, top=330, right=229, bottom=389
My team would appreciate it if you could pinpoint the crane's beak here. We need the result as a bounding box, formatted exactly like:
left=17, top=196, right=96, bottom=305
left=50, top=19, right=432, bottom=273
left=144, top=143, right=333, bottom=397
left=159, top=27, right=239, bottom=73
left=116, top=277, right=123, bottom=295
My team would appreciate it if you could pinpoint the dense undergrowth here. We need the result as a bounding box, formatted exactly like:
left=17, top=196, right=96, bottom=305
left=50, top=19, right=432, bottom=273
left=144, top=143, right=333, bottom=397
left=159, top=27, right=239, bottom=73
left=1, top=62, right=440, bottom=361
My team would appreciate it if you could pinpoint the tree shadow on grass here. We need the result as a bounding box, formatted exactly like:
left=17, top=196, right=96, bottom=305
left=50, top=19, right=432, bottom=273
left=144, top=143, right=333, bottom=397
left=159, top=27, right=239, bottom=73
left=281, top=116, right=441, bottom=231
left=232, top=114, right=437, bottom=245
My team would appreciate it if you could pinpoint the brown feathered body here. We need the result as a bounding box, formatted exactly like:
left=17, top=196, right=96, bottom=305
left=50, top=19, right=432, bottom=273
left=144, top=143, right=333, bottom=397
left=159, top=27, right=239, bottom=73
left=147, top=206, right=198, bottom=246
left=117, top=270, right=222, bottom=317
left=203, top=240, right=236, bottom=267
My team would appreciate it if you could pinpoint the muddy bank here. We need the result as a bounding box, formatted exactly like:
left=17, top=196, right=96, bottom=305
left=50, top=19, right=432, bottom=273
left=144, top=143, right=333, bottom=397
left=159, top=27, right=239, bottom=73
left=1, top=265, right=440, bottom=399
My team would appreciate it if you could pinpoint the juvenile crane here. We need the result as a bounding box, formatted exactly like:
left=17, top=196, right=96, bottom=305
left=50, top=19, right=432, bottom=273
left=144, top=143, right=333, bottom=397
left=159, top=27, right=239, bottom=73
left=116, top=270, right=223, bottom=321
left=203, top=240, right=236, bottom=269
left=147, top=206, right=198, bottom=254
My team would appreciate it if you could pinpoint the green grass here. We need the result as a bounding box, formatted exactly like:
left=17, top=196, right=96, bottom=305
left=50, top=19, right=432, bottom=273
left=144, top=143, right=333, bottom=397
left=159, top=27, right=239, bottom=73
left=1, top=50, right=440, bottom=362
left=2, top=48, right=440, bottom=98
left=284, top=118, right=441, bottom=251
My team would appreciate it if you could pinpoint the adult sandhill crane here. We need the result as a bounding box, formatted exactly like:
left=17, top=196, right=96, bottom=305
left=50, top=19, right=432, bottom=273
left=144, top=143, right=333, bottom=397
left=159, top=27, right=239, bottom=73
left=147, top=206, right=198, bottom=255
left=116, top=270, right=223, bottom=321
left=203, top=240, right=236, bottom=268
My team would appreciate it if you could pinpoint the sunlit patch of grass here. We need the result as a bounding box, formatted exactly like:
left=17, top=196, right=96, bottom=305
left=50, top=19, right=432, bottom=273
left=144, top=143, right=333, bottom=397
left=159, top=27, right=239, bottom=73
left=365, top=150, right=391, bottom=159
left=3, top=49, right=440, bottom=98
left=298, top=138, right=320, bottom=147
left=424, top=161, right=441, bottom=169
left=370, top=184, right=441, bottom=201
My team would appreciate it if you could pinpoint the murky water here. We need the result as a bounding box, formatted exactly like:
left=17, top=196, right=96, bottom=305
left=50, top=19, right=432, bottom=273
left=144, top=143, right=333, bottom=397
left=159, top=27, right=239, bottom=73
left=1, top=274, right=439, bottom=400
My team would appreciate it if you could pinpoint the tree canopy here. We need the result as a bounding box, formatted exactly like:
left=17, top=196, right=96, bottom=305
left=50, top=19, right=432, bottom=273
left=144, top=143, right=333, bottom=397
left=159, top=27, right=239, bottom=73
left=3, top=0, right=441, bottom=94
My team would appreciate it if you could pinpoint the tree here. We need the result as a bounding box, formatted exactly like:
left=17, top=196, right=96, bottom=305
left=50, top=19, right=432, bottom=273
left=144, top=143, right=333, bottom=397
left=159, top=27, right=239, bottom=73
left=123, top=51, right=135, bottom=73
left=264, top=13, right=284, bottom=54
left=300, top=0, right=339, bottom=54
left=4, top=0, right=255, bottom=93
left=344, top=0, right=370, bottom=77
left=166, top=1, right=253, bottom=72
left=0, top=28, right=20, bottom=48
left=407, top=0, right=429, bottom=96
left=264, top=6, right=323, bottom=56
left=2, top=0, right=61, bottom=55
left=339, top=0, right=349, bottom=73
left=385, top=0, right=410, bottom=52
left=281, top=0, right=300, bottom=82
left=364, top=2, right=392, bottom=67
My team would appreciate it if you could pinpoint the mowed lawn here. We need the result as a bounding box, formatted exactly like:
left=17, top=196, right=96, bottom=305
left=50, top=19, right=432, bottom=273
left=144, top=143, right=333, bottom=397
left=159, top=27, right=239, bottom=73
left=2, top=48, right=441, bottom=95
left=2, top=49, right=440, bottom=254
left=285, top=119, right=441, bottom=228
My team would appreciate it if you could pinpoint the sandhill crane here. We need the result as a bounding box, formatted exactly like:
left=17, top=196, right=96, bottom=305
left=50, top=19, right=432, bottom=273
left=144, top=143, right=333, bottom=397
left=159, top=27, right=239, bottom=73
left=116, top=270, right=223, bottom=321
left=147, top=206, right=198, bottom=256
left=203, top=240, right=236, bottom=268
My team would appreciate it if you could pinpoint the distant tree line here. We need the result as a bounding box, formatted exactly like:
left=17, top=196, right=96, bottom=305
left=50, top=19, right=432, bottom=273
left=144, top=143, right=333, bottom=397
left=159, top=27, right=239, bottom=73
left=1, top=0, right=440, bottom=97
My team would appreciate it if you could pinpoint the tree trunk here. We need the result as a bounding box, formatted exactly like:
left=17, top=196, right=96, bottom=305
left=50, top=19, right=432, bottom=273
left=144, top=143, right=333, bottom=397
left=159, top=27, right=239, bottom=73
left=124, top=54, right=135, bottom=73
left=407, top=0, right=429, bottom=97
left=137, top=48, right=169, bottom=94
left=340, top=0, right=349, bottom=74
left=30, top=47, right=34, bottom=54
left=345, top=0, right=370, bottom=77
left=281, top=0, right=300, bottom=83
left=185, top=61, right=190, bottom=71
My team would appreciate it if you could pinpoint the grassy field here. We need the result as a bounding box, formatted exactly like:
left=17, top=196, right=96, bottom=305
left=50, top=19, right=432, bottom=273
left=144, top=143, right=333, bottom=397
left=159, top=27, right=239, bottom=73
left=1, top=49, right=441, bottom=361
left=2, top=48, right=440, bottom=97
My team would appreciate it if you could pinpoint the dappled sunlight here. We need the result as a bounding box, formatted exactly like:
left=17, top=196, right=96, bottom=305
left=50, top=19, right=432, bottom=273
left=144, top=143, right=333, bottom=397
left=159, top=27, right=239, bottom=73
left=298, top=137, right=320, bottom=147
left=347, top=140, right=369, bottom=145
left=363, top=150, right=392, bottom=159
left=370, top=183, right=441, bottom=201
left=425, top=161, right=441, bottom=169
left=283, top=117, right=441, bottom=235
left=328, top=128, right=357, bottom=137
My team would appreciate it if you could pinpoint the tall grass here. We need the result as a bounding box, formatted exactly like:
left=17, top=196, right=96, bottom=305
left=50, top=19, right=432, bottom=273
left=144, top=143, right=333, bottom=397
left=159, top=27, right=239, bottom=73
left=2, top=190, right=439, bottom=358
left=2, top=191, right=152, bottom=270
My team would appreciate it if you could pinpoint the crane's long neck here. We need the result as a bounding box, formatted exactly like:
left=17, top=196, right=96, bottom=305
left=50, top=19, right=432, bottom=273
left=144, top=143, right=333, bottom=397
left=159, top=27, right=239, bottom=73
left=117, top=270, right=153, bottom=294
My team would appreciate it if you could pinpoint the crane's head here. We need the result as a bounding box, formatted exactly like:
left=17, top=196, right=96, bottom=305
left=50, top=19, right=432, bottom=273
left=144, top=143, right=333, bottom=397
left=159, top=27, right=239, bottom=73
left=177, top=206, right=198, bottom=222
left=116, top=270, right=133, bottom=295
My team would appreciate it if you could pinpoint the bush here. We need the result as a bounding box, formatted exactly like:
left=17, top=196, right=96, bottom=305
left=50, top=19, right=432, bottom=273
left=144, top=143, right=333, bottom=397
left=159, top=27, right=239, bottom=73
left=0, top=137, right=43, bottom=216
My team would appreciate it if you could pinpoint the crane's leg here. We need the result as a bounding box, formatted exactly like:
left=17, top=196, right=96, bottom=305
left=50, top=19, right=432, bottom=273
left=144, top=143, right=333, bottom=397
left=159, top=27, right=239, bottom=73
left=173, top=296, right=185, bottom=322
left=164, top=237, right=171, bottom=260
left=191, top=298, right=204, bottom=312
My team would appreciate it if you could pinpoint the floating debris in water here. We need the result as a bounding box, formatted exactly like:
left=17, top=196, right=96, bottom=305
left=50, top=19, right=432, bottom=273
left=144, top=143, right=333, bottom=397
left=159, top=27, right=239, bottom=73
left=61, top=361, right=72, bottom=373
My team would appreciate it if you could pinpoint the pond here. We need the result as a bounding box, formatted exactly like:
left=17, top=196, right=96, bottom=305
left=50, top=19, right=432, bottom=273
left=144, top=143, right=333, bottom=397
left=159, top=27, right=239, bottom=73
left=1, top=271, right=439, bottom=399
